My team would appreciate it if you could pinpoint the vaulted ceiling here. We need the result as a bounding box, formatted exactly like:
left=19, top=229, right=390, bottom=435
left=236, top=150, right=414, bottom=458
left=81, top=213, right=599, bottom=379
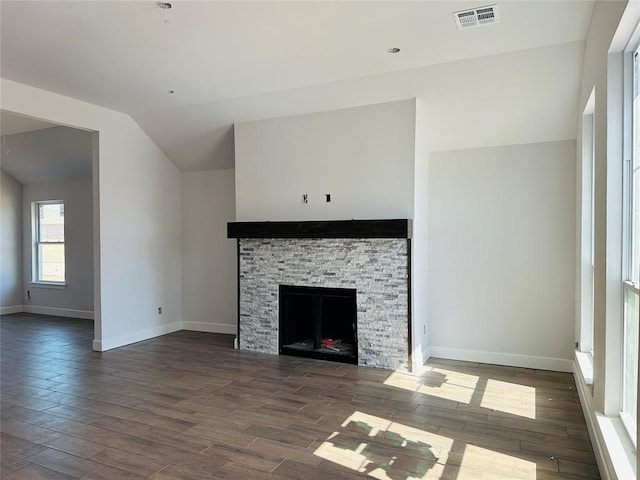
left=0, top=1, right=595, bottom=171
left=0, top=123, right=93, bottom=184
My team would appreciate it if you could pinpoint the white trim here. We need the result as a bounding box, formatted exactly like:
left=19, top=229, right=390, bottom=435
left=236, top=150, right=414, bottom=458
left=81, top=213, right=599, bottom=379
left=29, top=282, right=67, bottom=290
left=619, top=411, right=637, bottom=449
left=182, top=321, right=236, bottom=335
left=32, top=200, right=66, bottom=284
left=0, top=305, right=94, bottom=319
left=428, top=346, right=573, bottom=372
left=411, top=344, right=432, bottom=372
left=574, top=359, right=612, bottom=480
left=423, top=345, right=432, bottom=362
left=574, top=359, right=638, bottom=480
left=595, top=414, right=637, bottom=480
left=576, top=349, right=594, bottom=385
left=578, top=88, right=596, bottom=353
left=414, top=344, right=432, bottom=372
left=603, top=49, right=625, bottom=416
left=0, top=305, right=23, bottom=315
left=95, top=322, right=182, bottom=352
left=623, top=279, right=640, bottom=296
left=22, top=305, right=93, bottom=319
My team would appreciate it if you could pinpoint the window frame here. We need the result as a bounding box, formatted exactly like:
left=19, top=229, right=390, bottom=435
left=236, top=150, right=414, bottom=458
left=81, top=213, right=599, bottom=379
left=32, top=200, right=66, bottom=285
left=620, top=283, right=638, bottom=444
left=626, top=48, right=640, bottom=289
left=620, top=40, right=640, bottom=447
left=579, top=88, right=596, bottom=359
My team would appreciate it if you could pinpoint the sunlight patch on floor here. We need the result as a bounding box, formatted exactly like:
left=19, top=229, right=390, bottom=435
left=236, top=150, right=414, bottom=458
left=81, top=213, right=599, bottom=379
left=383, top=368, right=479, bottom=404
left=480, top=378, right=536, bottom=419
left=384, top=368, right=537, bottom=420
left=314, top=411, right=453, bottom=479
left=457, top=445, right=536, bottom=479
left=314, top=411, right=537, bottom=479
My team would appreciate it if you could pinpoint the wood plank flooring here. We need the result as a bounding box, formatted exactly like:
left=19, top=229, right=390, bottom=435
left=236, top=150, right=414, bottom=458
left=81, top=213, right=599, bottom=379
left=0, top=313, right=599, bottom=479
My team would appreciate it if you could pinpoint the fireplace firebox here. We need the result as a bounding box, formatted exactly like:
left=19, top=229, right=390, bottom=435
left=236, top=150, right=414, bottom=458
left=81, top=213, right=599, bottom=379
left=279, top=285, right=357, bottom=364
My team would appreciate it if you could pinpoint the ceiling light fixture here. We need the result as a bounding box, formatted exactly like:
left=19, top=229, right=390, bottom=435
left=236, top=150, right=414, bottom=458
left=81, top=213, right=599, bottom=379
left=157, top=2, right=172, bottom=23
left=387, top=48, right=400, bottom=54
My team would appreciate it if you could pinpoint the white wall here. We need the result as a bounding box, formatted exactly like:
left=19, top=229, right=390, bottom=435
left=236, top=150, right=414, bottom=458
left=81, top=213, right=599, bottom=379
left=96, top=112, right=182, bottom=350
left=428, top=140, right=576, bottom=371
left=234, top=100, right=416, bottom=221
left=182, top=169, right=237, bottom=335
left=411, top=99, right=429, bottom=371
left=0, top=171, right=22, bottom=311
left=138, top=41, right=584, bottom=172
left=0, top=79, right=183, bottom=351
left=21, top=181, right=93, bottom=315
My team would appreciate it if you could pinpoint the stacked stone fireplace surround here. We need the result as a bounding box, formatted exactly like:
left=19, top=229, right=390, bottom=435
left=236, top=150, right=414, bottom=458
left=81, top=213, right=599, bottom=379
left=230, top=221, right=411, bottom=370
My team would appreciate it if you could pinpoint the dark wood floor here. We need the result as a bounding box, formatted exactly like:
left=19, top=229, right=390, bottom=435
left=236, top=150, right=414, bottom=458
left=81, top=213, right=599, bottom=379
left=0, top=313, right=599, bottom=480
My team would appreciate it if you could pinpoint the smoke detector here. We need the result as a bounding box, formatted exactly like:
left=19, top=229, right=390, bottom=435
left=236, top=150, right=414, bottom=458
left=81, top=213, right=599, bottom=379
left=453, top=4, right=499, bottom=30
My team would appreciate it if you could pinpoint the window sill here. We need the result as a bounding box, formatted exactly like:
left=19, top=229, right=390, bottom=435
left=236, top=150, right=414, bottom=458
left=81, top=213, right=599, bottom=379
left=596, top=414, right=637, bottom=479
left=29, top=282, right=67, bottom=290
left=624, top=280, right=640, bottom=295
left=575, top=350, right=594, bottom=385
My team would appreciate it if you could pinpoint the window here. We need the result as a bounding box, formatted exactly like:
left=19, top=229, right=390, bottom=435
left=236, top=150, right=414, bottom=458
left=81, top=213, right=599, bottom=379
left=580, top=89, right=596, bottom=357
left=621, top=47, right=640, bottom=445
left=33, top=201, right=65, bottom=284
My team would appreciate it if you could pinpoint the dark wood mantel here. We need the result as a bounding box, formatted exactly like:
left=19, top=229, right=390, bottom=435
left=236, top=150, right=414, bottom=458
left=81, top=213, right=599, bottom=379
left=227, top=219, right=411, bottom=239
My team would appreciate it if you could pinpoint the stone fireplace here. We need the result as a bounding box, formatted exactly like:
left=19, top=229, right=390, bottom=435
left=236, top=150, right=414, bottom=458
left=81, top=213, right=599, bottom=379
left=228, top=220, right=411, bottom=370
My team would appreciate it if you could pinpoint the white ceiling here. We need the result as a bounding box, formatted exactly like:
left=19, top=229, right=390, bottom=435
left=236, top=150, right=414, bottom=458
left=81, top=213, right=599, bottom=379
left=0, top=110, right=57, bottom=135
left=0, top=1, right=595, bottom=171
left=1, top=125, right=93, bottom=184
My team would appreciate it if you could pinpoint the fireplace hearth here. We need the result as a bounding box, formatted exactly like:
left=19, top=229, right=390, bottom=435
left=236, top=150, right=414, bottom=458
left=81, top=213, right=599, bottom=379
left=279, top=285, right=357, bottom=364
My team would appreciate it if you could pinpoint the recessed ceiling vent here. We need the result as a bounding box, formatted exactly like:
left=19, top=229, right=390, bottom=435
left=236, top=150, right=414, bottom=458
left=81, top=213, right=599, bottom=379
left=453, top=4, right=500, bottom=30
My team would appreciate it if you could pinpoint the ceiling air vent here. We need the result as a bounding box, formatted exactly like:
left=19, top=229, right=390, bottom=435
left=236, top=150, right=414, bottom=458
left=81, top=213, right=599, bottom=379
left=453, top=4, right=500, bottom=30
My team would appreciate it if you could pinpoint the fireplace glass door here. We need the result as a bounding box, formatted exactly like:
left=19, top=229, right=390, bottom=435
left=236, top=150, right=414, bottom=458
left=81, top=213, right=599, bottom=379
left=279, top=285, right=357, bottom=364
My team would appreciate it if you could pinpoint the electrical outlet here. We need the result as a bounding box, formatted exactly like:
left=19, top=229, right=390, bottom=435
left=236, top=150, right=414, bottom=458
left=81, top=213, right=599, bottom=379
left=423, top=325, right=426, bottom=334
left=26, top=290, right=31, bottom=301
left=302, top=194, right=308, bottom=204
left=158, top=307, right=162, bottom=314
left=325, top=194, right=331, bottom=203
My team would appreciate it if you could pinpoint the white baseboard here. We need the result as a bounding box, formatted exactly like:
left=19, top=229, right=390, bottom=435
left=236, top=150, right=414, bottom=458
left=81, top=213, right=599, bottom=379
left=0, top=305, right=23, bottom=315
left=1, top=304, right=94, bottom=319
left=94, top=321, right=182, bottom=352
left=182, top=321, right=236, bottom=335
left=428, top=346, right=573, bottom=372
left=411, top=344, right=433, bottom=373
left=22, top=305, right=94, bottom=319
left=423, top=345, right=432, bottom=362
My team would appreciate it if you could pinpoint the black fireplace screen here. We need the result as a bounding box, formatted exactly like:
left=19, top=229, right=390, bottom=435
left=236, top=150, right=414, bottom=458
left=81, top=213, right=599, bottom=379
left=279, top=285, right=357, bottom=364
